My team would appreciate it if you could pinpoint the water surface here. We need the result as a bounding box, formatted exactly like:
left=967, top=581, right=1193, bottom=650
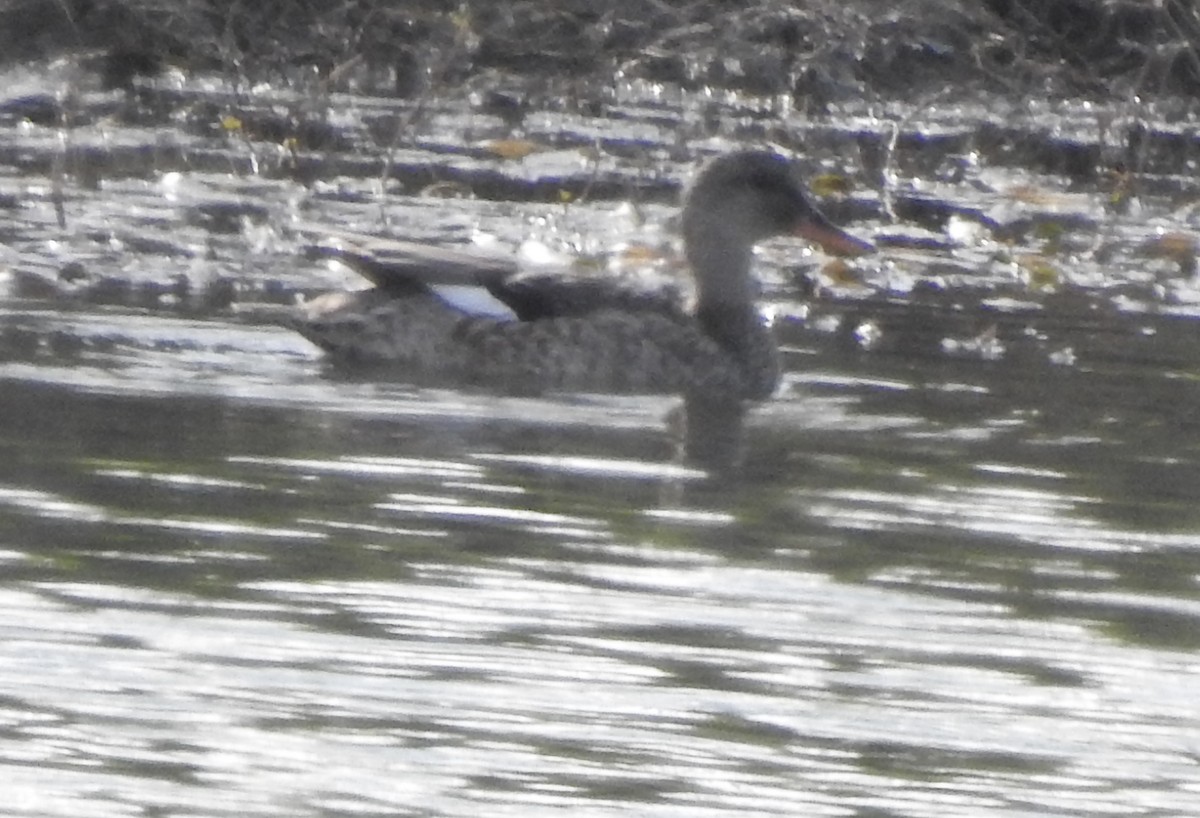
left=2, top=63, right=1200, bottom=817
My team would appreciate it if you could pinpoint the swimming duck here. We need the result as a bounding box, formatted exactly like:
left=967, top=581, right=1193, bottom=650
left=292, top=150, right=872, bottom=399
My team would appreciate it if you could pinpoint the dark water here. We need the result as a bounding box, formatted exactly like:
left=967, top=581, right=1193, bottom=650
left=3, top=63, right=1200, bottom=817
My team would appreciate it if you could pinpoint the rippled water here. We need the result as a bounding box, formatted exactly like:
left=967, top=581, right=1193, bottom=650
left=3, top=305, right=1199, bottom=817
left=3, top=62, right=1200, bottom=817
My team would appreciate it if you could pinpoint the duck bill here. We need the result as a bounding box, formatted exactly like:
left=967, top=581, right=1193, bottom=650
left=794, top=212, right=874, bottom=257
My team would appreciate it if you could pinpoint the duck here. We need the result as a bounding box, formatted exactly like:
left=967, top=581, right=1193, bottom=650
left=291, top=150, right=873, bottom=400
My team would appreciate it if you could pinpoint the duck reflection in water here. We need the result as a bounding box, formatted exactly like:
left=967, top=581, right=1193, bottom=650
left=291, top=151, right=873, bottom=468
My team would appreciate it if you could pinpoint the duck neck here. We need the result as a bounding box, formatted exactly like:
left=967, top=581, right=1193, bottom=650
left=689, top=243, right=779, bottom=400
left=687, top=236, right=756, bottom=310
left=686, top=229, right=761, bottom=350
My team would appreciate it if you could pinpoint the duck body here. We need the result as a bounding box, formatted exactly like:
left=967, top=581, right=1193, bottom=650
left=293, top=151, right=872, bottom=400
left=300, top=288, right=776, bottom=397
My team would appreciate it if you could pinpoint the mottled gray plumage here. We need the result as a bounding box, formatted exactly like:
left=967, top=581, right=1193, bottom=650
left=293, top=151, right=872, bottom=400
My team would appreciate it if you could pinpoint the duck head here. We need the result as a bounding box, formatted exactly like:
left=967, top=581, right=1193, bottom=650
left=681, top=151, right=873, bottom=306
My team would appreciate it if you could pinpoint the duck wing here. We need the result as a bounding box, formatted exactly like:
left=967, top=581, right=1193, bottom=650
left=292, top=222, right=689, bottom=323
left=293, top=222, right=518, bottom=292
left=493, top=271, right=689, bottom=322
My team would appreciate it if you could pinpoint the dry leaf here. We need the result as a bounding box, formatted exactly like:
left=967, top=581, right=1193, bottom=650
left=809, top=173, right=852, bottom=197
left=480, top=139, right=543, bottom=160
